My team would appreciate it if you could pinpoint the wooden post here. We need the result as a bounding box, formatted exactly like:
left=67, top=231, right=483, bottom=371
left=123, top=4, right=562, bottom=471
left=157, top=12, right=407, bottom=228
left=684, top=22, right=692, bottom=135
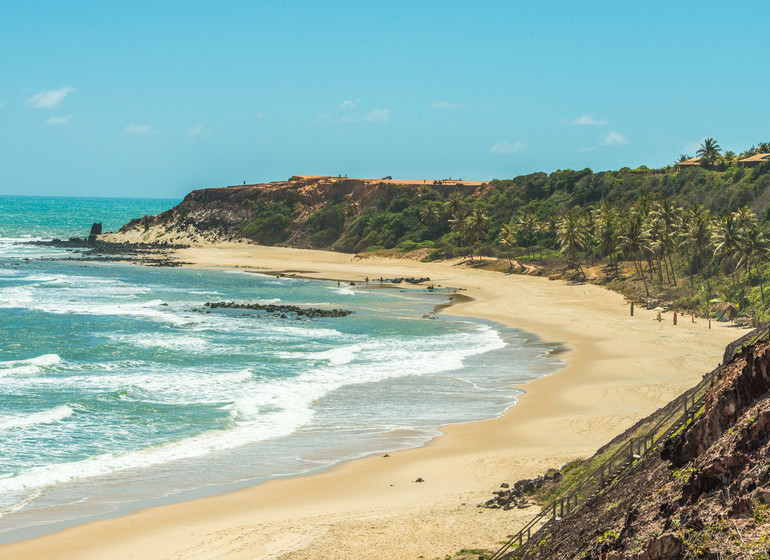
left=630, top=301, right=634, bottom=316
left=673, top=312, right=677, bottom=325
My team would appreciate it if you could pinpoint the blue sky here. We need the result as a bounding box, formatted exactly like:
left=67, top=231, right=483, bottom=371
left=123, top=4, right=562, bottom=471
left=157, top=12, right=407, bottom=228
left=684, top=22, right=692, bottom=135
left=1, top=0, right=768, bottom=198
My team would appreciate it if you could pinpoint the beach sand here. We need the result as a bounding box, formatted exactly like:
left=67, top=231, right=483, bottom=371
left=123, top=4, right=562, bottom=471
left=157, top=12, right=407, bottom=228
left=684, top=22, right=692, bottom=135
left=1, top=244, right=742, bottom=560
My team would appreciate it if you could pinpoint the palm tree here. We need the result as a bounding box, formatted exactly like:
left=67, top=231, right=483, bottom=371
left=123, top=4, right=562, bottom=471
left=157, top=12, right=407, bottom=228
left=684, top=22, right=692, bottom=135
left=465, top=208, right=490, bottom=261
left=593, top=204, right=620, bottom=270
left=443, top=192, right=466, bottom=218
left=652, top=199, right=681, bottom=285
left=498, top=224, right=522, bottom=271
left=713, top=213, right=745, bottom=303
left=620, top=214, right=650, bottom=295
left=734, top=206, right=758, bottom=231
left=517, top=212, right=538, bottom=258
left=687, top=209, right=715, bottom=294
left=419, top=204, right=441, bottom=228
left=557, top=210, right=586, bottom=277
left=738, top=225, right=770, bottom=304
left=448, top=210, right=469, bottom=258
left=696, top=137, right=721, bottom=166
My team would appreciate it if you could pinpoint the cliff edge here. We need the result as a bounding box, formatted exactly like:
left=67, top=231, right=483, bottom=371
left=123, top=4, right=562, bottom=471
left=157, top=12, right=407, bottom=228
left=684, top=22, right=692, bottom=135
left=110, top=176, right=488, bottom=249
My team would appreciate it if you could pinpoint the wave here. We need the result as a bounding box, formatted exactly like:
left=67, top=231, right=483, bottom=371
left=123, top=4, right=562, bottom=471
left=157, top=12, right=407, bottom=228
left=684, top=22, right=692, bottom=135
left=331, top=285, right=356, bottom=295
left=107, top=333, right=209, bottom=352
left=280, top=344, right=362, bottom=365
left=0, top=354, right=62, bottom=377
left=0, top=405, right=74, bottom=431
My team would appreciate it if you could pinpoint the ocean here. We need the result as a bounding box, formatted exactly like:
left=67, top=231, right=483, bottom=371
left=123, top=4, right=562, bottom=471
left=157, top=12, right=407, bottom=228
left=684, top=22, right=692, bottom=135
left=0, top=195, right=563, bottom=542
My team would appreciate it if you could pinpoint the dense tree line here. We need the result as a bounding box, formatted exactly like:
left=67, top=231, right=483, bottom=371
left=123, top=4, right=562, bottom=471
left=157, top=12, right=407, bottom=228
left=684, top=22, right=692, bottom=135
left=238, top=139, right=770, bottom=316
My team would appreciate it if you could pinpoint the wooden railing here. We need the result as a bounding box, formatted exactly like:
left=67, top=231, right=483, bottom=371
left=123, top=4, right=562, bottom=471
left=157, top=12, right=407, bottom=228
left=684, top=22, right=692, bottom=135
left=489, top=324, right=770, bottom=560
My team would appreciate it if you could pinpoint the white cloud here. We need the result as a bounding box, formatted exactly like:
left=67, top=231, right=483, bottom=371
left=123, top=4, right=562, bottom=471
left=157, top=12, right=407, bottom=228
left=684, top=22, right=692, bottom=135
left=340, top=99, right=360, bottom=110
left=186, top=123, right=209, bottom=138
left=489, top=141, right=528, bottom=155
left=314, top=112, right=335, bottom=124
left=124, top=123, right=157, bottom=135
left=45, top=115, right=73, bottom=126
left=26, top=87, right=76, bottom=109
left=430, top=100, right=461, bottom=110
left=564, top=113, right=608, bottom=126
left=364, top=108, right=391, bottom=123
left=601, top=131, right=628, bottom=146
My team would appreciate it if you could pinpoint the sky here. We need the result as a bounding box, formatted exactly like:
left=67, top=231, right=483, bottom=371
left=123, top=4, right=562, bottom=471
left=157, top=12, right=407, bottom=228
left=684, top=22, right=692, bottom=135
left=1, top=0, right=769, bottom=198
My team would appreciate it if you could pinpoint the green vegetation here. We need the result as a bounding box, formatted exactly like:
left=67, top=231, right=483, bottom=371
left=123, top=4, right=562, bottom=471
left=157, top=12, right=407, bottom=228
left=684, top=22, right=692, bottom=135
left=598, top=529, right=619, bottom=544
left=237, top=139, right=770, bottom=317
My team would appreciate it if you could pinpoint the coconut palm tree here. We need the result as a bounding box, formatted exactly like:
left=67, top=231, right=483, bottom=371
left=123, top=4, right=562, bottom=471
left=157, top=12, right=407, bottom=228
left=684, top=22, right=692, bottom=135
left=738, top=225, right=770, bottom=304
left=517, top=212, right=538, bottom=259
left=713, top=213, right=745, bottom=303
left=652, top=199, right=681, bottom=285
left=687, top=208, right=715, bottom=294
left=696, top=137, right=721, bottom=166
left=419, top=204, right=441, bottom=228
left=592, top=204, right=620, bottom=270
left=620, top=214, right=650, bottom=296
left=443, top=192, right=466, bottom=218
left=498, top=224, right=522, bottom=271
left=448, top=210, right=469, bottom=258
left=464, top=208, right=490, bottom=261
left=557, top=210, right=587, bottom=277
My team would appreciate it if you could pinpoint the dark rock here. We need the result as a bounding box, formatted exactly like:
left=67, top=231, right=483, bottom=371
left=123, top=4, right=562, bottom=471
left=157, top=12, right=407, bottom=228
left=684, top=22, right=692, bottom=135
left=202, top=301, right=352, bottom=319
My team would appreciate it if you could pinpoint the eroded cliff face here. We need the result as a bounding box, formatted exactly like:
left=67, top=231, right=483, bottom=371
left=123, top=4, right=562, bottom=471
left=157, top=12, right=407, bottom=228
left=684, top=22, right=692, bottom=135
left=111, top=176, right=487, bottom=247
left=520, top=338, right=770, bottom=560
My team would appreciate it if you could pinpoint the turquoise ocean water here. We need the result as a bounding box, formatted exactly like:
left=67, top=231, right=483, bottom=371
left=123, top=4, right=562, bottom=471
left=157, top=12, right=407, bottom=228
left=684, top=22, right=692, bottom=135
left=0, top=196, right=563, bottom=541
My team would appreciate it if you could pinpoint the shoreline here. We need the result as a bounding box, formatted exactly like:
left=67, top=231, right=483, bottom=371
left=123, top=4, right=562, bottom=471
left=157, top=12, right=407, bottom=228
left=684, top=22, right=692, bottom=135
left=1, top=243, right=743, bottom=560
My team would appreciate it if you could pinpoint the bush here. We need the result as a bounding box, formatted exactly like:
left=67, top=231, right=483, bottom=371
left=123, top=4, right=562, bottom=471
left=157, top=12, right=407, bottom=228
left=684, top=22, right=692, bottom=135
left=397, top=240, right=434, bottom=252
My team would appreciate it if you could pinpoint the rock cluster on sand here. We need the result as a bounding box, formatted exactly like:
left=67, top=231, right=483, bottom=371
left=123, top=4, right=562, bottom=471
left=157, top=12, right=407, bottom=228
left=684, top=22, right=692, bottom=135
left=385, top=277, right=431, bottom=284
left=201, top=301, right=352, bottom=319
left=480, top=469, right=562, bottom=510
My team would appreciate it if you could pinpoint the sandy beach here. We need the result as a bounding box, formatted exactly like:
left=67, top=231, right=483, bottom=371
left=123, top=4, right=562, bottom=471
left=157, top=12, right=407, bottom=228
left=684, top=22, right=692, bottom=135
left=1, top=244, right=742, bottom=560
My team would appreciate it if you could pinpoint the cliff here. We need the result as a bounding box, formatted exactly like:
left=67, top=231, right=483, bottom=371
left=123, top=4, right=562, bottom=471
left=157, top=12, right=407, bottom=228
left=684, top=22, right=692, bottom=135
left=509, top=329, right=770, bottom=560
left=113, top=176, right=488, bottom=249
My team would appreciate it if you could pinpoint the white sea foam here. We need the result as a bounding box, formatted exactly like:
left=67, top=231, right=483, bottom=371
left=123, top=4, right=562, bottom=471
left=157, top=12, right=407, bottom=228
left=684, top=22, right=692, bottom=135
left=281, top=344, right=362, bottom=365
left=0, top=286, right=35, bottom=308
left=106, top=333, right=210, bottom=352
left=0, top=354, right=63, bottom=377
left=218, top=369, right=254, bottom=384
left=0, top=405, right=74, bottom=431
left=331, top=286, right=355, bottom=295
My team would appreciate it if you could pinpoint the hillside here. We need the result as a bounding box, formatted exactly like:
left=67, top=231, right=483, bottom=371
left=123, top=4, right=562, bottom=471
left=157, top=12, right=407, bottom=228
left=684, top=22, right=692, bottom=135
left=113, top=155, right=770, bottom=319
left=115, top=175, right=488, bottom=249
left=489, top=328, right=770, bottom=560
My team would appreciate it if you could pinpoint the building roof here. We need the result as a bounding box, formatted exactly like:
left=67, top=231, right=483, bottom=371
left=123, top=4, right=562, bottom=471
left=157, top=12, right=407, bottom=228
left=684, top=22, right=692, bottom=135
left=676, top=157, right=704, bottom=167
left=738, top=153, right=770, bottom=163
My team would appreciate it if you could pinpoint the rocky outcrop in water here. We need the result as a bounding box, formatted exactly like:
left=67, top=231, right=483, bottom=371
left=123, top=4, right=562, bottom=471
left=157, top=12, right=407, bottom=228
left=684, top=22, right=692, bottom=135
left=199, top=301, right=352, bottom=319
left=31, top=238, right=190, bottom=266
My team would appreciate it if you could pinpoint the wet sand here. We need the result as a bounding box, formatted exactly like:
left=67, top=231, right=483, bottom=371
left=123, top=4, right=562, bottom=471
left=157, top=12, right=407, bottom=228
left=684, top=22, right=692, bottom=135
left=1, top=244, right=741, bottom=560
